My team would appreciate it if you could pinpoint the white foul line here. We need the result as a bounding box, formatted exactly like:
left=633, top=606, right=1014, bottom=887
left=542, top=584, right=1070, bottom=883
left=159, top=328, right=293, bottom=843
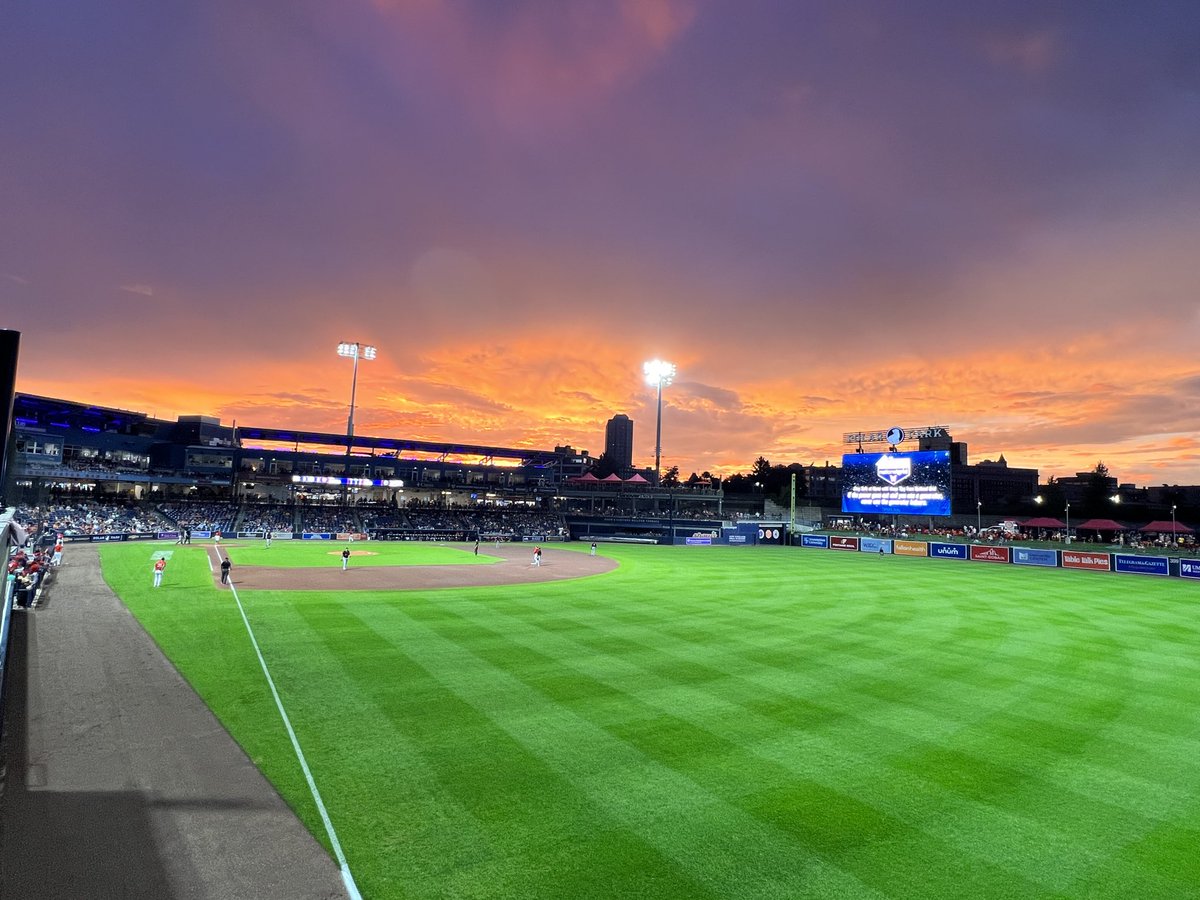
left=217, top=550, right=362, bottom=900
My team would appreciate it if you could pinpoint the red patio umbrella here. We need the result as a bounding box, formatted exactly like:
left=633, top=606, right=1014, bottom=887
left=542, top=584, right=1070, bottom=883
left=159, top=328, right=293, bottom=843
left=1140, top=520, right=1194, bottom=534
left=1075, top=518, right=1127, bottom=531
left=1021, top=517, right=1066, bottom=528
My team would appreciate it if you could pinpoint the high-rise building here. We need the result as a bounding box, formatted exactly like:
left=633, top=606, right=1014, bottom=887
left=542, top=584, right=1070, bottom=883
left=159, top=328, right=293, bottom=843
left=604, top=414, right=634, bottom=471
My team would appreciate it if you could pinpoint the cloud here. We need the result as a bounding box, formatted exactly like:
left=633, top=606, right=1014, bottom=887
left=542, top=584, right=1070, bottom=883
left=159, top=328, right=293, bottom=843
left=118, top=283, right=154, bottom=297
left=4, top=273, right=29, bottom=285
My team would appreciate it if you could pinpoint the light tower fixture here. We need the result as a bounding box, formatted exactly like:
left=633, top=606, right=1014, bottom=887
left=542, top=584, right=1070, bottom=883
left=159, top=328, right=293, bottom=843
left=1172, top=504, right=1178, bottom=538
left=976, top=499, right=982, bottom=536
left=1065, top=500, right=1071, bottom=544
left=337, top=342, right=377, bottom=442
left=643, top=359, right=676, bottom=485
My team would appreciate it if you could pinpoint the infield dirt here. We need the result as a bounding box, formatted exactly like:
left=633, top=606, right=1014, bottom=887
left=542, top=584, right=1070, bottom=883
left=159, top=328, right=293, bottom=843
left=209, top=543, right=617, bottom=591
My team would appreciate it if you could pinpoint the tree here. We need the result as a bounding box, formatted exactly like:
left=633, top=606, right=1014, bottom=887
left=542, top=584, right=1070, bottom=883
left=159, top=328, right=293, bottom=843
left=661, top=465, right=680, bottom=487
left=1083, top=461, right=1116, bottom=515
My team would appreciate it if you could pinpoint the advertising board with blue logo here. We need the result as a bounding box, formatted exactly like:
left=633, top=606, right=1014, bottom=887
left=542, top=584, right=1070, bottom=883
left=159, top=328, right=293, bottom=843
left=801, top=534, right=829, bottom=549
left=860, top=538, right=893, bottom=554
left=1012, top=547, right=1058, bottom=568
left=929, top=541, right=968, bottom=560
left=1180, top=559, right=1200, bottom=580
left=1114, top=554, right=1168, bottom=577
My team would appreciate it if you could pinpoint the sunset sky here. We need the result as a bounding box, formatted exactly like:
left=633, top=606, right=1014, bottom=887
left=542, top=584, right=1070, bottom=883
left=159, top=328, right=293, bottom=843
left=3, top=1, right=1200, bottom=485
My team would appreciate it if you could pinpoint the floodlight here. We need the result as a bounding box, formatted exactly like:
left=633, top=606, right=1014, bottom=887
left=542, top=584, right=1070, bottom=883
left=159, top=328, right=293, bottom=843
left=643, top=359, right=676, bottom=387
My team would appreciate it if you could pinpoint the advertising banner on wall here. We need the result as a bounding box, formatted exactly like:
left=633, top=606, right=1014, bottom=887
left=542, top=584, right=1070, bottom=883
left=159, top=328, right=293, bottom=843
left=685, top=535, right=714, bottom=545
left=969, top=545, right=1010, bottom=564
left=1012, top=547, right=1058, bottom=567
left=929, top=542, right=968, bottom=560
left=1180, top=559, right=1200, bottom=580
left=1114, top=554, right=1168, bottom=577
left=301, top=533, right=333, bottom=540
left=756, top=527, right=785, bottom=545
left=1062, top=550, right=1112, bottom=572
left=893, top=540, right=928, bottom=557
left=859, top=538, right=892, bottom=554
left=800, top=534, right=829, bottom=548
left=829, top=536, right=860, bottom=551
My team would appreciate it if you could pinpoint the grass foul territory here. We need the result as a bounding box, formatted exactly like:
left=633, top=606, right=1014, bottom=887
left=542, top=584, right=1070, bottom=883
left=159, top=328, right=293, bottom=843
left=99, top=541, right=1200, bottom=900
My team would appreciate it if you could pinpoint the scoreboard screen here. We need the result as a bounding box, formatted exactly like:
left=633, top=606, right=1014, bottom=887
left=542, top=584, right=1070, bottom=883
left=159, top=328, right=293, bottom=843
left=841, top=450, right=952, bottom=516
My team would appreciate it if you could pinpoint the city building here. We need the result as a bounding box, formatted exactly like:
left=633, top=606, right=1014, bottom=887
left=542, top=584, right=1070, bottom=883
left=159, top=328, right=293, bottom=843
left=604, top=414, right=634, bottom=473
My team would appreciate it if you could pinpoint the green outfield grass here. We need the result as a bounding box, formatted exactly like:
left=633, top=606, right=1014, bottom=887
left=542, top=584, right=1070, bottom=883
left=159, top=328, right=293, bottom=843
left=223, top=540, right=500, bottom=568
left=98, top=542, right=1200, bottom=899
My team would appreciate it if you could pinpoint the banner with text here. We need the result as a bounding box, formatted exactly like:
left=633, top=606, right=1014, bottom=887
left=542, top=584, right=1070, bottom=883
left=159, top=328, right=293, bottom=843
left=929, top=542, right=968, bottom=560
left=969, top=545, right=1010, bottom=564
left=1012, top=547, right=1058, bottom=568
left=1062, top=550, right=1112, bottom=572
left=1114, top=554, right=1168, bottom=577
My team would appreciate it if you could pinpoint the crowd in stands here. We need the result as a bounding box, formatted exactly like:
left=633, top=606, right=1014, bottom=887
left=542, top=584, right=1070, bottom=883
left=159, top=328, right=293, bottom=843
left=299, top=507, right=359, bottom=533
left=566, top=503, right=722, bottom=521
left=240, top=505, right=297, bottom=533
left=7, top=542, right=57, bottom=609
left=15, top=502, right=172, bottom=537
left=159, top=502, right=237, bottom=534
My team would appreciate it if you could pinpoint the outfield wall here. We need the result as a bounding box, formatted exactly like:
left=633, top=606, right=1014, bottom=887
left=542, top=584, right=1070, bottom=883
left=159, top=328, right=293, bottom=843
left=796, top=533, right=1195, bottom=580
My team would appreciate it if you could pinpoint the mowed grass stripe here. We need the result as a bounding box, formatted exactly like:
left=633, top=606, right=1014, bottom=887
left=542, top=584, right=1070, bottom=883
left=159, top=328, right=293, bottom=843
left=398, top=590, right=1181, bottom=896
left=274, top=596, right=715, bottom=900
left=387, top=594, right=1055, bottom=897
left=388, top=564, right=1195, bottom=897
left=332, top=598, right=883, bottom=899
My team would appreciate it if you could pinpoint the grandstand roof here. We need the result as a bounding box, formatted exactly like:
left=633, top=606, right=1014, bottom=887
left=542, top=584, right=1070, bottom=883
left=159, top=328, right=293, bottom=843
left=234, top=424, right=561, bottom=467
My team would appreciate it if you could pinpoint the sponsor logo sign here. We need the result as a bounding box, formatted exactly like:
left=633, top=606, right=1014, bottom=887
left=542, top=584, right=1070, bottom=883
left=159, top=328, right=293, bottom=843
left=158, top=531, right=180, bottom=541
left=757, top=528, right=782, bottom=542
left=685, top=536, right=713, bottom=546
left=893, top=540, right=928, bottom=557
left=969, top=544, right=1010, bottom=563
left=192, top=530, right=213, bottom=540
left=1012, top=547, right=1058, bottom=568
left=727, top=535, right=748, bottom=544
left=929, top=541, right=968, bottom=560
left=301, top=533, right=333, bottom=540
left=88, top=533, right=127, bottom=543
left=860, top=538, right=892, bottom=554
left=1180, top=559, right=1200, bottom=580
left=238, top=531, right=265, bottom=540
left=829, top=536, right=860, bottom=551
left=1062, top=550, right=1111, bottom=572
left=801, top=534, right=829, bottom=549
left=875, top=455, right=912, bottom=485
left=1114, top=554, right=1168, bottom=577
left=271, top=531, right=294, bottom=540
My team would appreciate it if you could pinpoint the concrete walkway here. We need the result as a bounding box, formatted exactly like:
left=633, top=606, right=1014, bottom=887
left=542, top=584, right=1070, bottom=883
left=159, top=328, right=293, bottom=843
left=0, top=545, right=350, bottom=900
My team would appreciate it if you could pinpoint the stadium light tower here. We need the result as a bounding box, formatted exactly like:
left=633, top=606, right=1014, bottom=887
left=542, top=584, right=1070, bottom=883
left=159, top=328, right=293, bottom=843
left=1172, top=504, right=1178, bottom=536
left=643, top=359, right=676, bottom=485
left=337, top=342, right=377, bottom=443
left=976, top=499, right=982, bottom=535
left=1065, top=500, right=1071, bottom=544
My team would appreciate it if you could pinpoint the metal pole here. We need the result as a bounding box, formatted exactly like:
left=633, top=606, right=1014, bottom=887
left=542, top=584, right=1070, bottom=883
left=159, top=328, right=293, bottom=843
left=347, top=346, right=360, bottom=440
left=1065, top=502, right=1070, bottom=544
left=976, top=500, right=981, bottom=536
left=654, top=377, right=663, bottom=484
